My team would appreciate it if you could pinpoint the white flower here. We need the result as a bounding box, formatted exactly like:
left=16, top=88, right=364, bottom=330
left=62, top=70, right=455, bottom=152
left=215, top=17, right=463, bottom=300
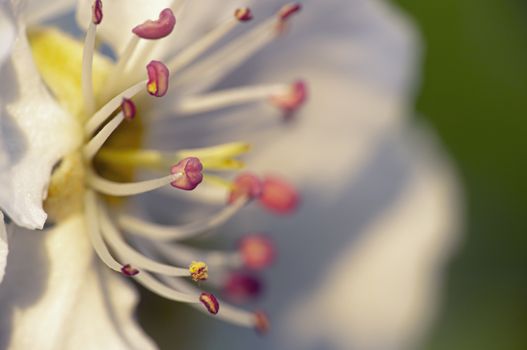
left=0, top=0, right=462, bottom=350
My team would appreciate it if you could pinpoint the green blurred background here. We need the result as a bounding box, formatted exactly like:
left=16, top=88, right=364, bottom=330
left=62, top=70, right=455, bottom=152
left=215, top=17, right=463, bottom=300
left=392, top=0, right=527, bottom=348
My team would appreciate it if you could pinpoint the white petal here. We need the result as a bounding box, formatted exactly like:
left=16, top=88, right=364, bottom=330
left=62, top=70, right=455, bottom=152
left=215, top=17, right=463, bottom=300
left=0, top=212, right=8, bottom=284
left=0, top=214, right=157, bottom=350
left=0, top=29, right=81, bottom=229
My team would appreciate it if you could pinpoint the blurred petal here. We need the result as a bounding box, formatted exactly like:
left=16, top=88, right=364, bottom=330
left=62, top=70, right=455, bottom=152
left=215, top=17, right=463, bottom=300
left=15, top=0, right=76, bottom=24
left=281, top=126, right=462, bottom=350
left=0, top=3, right=15, bottom=67
left=0, top=212, right=7, bottom=284
left=146, top=1, right=461, bottom=349
left=0, top=214, right=157, bottom=350
left=149, top=0, right=418, bottom=198
left=194, top=125, right=461, bottom=350
left=0, top=28, right=81, bottom=229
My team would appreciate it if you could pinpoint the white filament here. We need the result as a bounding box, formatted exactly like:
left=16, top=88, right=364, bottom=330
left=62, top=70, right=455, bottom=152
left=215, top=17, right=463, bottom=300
left=175, top=15, right=278, bottom=95
left=167, top=16, right=239, bottom=73
left=88, top=171, right=181, bottom=196
left=98, top=206, right=190, bottom=277
left=101, top=36, right=140, bottom=99
left=117, top=197, right=247, bottom=241
left=164, top=276, right=255, bottom=327
left=153, top=241, right=241, bottom=268
left=82, top=21, right=97, bottom=116
left=83, top=112, right=124, bottom=160
left=85, top=80, right=145, bottom=136
left=175, top=84, right=289, bottom=115
left=135, top=271, right=198, bottom=304
left=84, top=190, right=122, bottom=272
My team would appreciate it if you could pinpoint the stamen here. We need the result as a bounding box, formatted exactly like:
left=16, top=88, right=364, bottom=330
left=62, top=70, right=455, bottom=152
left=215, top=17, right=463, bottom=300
left=152, top=241, right=241, bottom=269
left=234, top=8, right=253, bottom=22
left=175, top=5, right=302, bottom=95
left=254, top=311, right=270, bottom=334
left=104, top=0, right=186, bottom=92
left=83, top=110, right=125, bottom=160
left=132, top=8, right=176, bottom=40
left=163, top=277, right=265, bottom=329
left=278, top=3, right=302, bottom=22
left=88, top=170, right=183, bottom=196
left=100, top=36, right=140, bottom=100
left=134, top=271, right=199, bottom=304
left=91, top=0, right=103, bottom=25
left=167, top=8, right=252, bottom=73
left=223, top=272, right=263, bottom=303
left=174, top=84, right=290, bottom=116
left=276, top=3, right=302, bottom=34
left=82, top=0, right=103, bottom=116
left=146, top=60, right=170, bottom=97
left=117, top=197, right=247, bottom=241
left=238, top=234, right=275, bottom=270
left=259, top=176, right=299, bottom=214
left=83, top=190, right=123, bottom=273
left=189, top=261, right=208, bottom=282
left=228, top=172, right=263, bottom=205
left=170, top=157, right=203, bottom=190
left=121, top=98, right=137, bottom=120
left=200, top=292, right=220, bottom=315
left=269, top=80, right=308, bottom=114
left=121, top=264, right=140, bottom=276
left=85, top=80, right=145, bottom=136
left=98, top=205, right=193, bottom=277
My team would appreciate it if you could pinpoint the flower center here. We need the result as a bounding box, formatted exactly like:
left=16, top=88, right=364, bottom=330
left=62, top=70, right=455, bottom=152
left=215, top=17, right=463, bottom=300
left=29, top=1, right=305, bottom=332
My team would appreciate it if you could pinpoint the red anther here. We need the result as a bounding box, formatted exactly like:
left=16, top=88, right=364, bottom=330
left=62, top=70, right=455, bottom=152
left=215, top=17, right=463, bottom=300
left=121, top=98, right=136, bottom=121
left=146, top=60, right=170, bottom=97
left=270, top=80, right=308, bottom=114
left=228, top=172, right=263, bottom=204
left=223, top=272, right=263, bottom=303
left=278, top=3, right=302, bottom=21
left=259, top=176, right=299, bottom=214
left=199, top=292, right=220, bottom=315
left=92, top=0, right=103, bottom=25
left=238, top=234, right=275, bottom=270
left=121, top=264, right=139, bottom=276
left=132, top=8, right=176, bottom=40
left=170, top=157, right=203, bottom=190
left=234, top=8, right=253, bottom=22
left=254, top=311, right=270, bottom=334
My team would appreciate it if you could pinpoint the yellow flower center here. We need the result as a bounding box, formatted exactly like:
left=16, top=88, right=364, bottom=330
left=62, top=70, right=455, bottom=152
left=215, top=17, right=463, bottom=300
left=29, top=28, right=145, bottom=221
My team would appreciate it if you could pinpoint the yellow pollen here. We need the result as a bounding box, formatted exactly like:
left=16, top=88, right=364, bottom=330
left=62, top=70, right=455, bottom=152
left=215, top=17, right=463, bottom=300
left=147, top=81, right=158, bottom=95
left=189, top=261, right=209, bottom=282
